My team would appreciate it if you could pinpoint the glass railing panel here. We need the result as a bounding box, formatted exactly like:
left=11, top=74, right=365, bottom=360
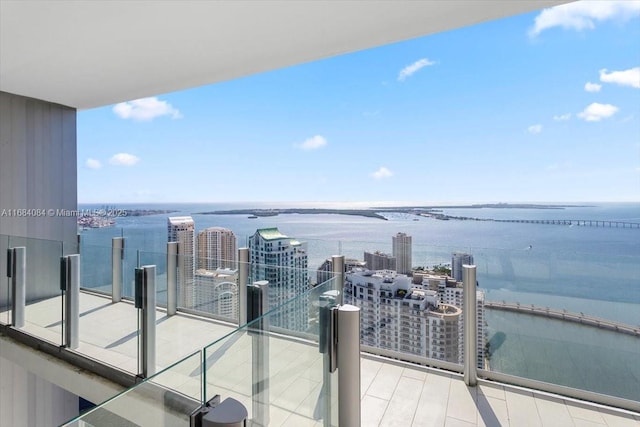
left=74, top=242, right=140, bottom=375
left=62, top=349, right=203, bottom=426
left=139, top=249, right=168, bottom=307
left=472, top=245, right=640, bottom=401
left=203, top=277, right=339, bottom=427
left=79, top=243, right=113, bottom=295
left=0, top=234, right=10, bottom=325
left=245, top=262, right=331, bottom=332
left=188, top=255, right=239, bottom=323
left=7, top=235, right=64, bottom=346
left=122, top=226, right=168, bottom=253
left=122, top=246, right=139, bottom=299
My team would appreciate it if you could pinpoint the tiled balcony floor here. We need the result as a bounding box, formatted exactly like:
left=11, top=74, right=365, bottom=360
left=3, top=291, right=639, bottom=426
left=361, top=356, right=640, bottom=427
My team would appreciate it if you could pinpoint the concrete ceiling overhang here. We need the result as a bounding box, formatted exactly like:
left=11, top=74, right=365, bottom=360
left=1, top=1, right=567, bottom=110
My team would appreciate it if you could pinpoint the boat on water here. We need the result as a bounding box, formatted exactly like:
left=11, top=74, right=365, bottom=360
left=248, top=215, right=258, bottom=219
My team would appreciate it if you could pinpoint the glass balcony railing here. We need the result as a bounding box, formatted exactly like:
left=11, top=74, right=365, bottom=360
left=61, top=349, right=204, bottom=426
left=2, top=228, right=638, bottom=414
left=61, top=276, right=342, bottom=426
left=1, top=234, right=10, bottom=325
left=0, top=235, right=66, bottom=346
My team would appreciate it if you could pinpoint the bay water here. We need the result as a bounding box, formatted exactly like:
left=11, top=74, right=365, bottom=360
left=78, top=202, right=640, bottom=400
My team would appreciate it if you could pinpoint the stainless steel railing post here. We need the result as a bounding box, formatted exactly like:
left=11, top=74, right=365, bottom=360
left=9, top=247, right=26, bottom=328
left=136, top=265, right=156, bottom=378
left=167, top=242, right=178, bottom=316
left=331, top=255, right=345, bottom=304
left=112, top=237, right=124, bottom=302
left=238, top=248, right=249, bottom=326
left=338, top=304, right=360, bottom=427
left=249, top=280, right=269, bottom=427
left=61, top=254, right=80, bottom=349
left=463, top=264, right=477, bottom=386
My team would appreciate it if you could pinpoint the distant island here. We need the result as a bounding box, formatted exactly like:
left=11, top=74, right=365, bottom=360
left=196, top=208, right=388, bottom=220
left=123, top=209, right=178, bottom=217
left=195, top=204, right=596, bottom=221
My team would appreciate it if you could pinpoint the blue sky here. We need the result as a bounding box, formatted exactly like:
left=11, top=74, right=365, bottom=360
left=78, top=1, right=640, bottom=204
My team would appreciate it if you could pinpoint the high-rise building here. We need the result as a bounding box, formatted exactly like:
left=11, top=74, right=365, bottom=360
left=316, top=257, right=366, bottom=285
left=197, top=227, right=237, bottom=270
left=364, top=251, right=396, bottom=271
left=344, top=269, right=462, bottom=363
left=392, top=232, right=412, bottom=275
left=168, top=216, right=195, bottom=309
left=344, top=268, right=485, bottom=367
left=193, top=268, right=238, bottom=321
left=249, top=228, right=309, bottom=331
left=452, top=252, right=474, bottom=281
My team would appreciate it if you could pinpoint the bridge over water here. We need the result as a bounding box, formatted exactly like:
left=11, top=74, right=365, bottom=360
left=492, top=219, right=640, bottom=228
left=485, top=301, right=640, bottom=337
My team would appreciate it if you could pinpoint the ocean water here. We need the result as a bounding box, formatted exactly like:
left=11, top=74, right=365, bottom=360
left=78, top=202, right=640, bottom=400
left=78, top=202, right=640, bottom=317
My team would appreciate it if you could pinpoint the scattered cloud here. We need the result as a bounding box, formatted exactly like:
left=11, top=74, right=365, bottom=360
left=109, top=153, right=140, bottom=166
left=577, top=103, right=619, bottom=122
left=584, top=82, right=602, bottom=92
left=599, top=67, right=640, bottom=89
left=398, top=58, right=436, bottom=82
left=85, top=158, right=102, bottom=169
left=113, top=97, right=182, bottom=121
left=295, top=135, right=327, bottom=150
left=371, top=166, right=393, bottom=179
left=553, top=113, right=571, bottom=121
left=527, top=124, right=543, bottom=134
left=529, top=1, right=640, bottom=37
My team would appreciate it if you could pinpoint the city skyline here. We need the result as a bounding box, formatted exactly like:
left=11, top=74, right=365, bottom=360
left=77, top=2, right=640, bottom=204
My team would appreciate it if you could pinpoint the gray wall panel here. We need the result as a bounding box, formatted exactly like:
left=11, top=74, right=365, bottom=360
left=0, top=91, right=77, bottom=306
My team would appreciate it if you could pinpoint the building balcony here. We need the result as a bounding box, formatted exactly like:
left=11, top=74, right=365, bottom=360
left=1, top=236, right=639, bottom=426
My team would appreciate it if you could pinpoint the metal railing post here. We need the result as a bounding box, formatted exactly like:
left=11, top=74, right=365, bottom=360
left=112, top=237, right=124, bottom=302
left=9, top=247, right=26, bottom=328
left=331, top=255, right=345, bottom=305
left=463, top=264, right=477, bottom=387
left=136, top=265, right=156, bottom=378
left=61, top=254, right=80, bottom=349
left=338, top=304, right=360, bottom=427
left=167, top=242, right=178, bottom=316
left=319, top=292, right=338, bottom=426
left=248, top=280, right=269, bottom=427
left=238, top=248, right=249, bottom=326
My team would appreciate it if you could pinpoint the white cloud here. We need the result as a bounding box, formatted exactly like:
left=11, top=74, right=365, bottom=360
left=553, top=113, right=572, bottom=121
left=85, top=158, right=102, bottom=169
left=577, top=103, right=619, bottom=122
left=527, top=124, right=543, bottom=134
left=599, top=67, right=640, bottom=89
left=584, top=82, right=602, bottom=92
left=113, top=97, right=182, bottom=121
left=529, top=1, right=640, bottom=37
left=109, top=153, right=140, bottom=166
left=295, top=135, right=327, bottom=150
left=398, top=58, right=436, bottom=81
left=371, top=166, right=393, bottom=179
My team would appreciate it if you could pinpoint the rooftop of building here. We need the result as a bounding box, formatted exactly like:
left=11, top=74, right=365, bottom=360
left=255, top=227, right=288, bottom=241
left=167, top=216, right=195, bottom=225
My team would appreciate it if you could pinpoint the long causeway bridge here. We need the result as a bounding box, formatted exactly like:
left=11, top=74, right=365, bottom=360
left=486, top=301, right=640, bottom=337
left=492, top=219, right=640, bottom=228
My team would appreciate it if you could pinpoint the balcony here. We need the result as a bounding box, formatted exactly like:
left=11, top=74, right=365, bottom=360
left=1, top=235, right=639, bottom=426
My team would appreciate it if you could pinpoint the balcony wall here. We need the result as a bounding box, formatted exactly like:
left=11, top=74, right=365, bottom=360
left=0, top=91, right=77, bottom=306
